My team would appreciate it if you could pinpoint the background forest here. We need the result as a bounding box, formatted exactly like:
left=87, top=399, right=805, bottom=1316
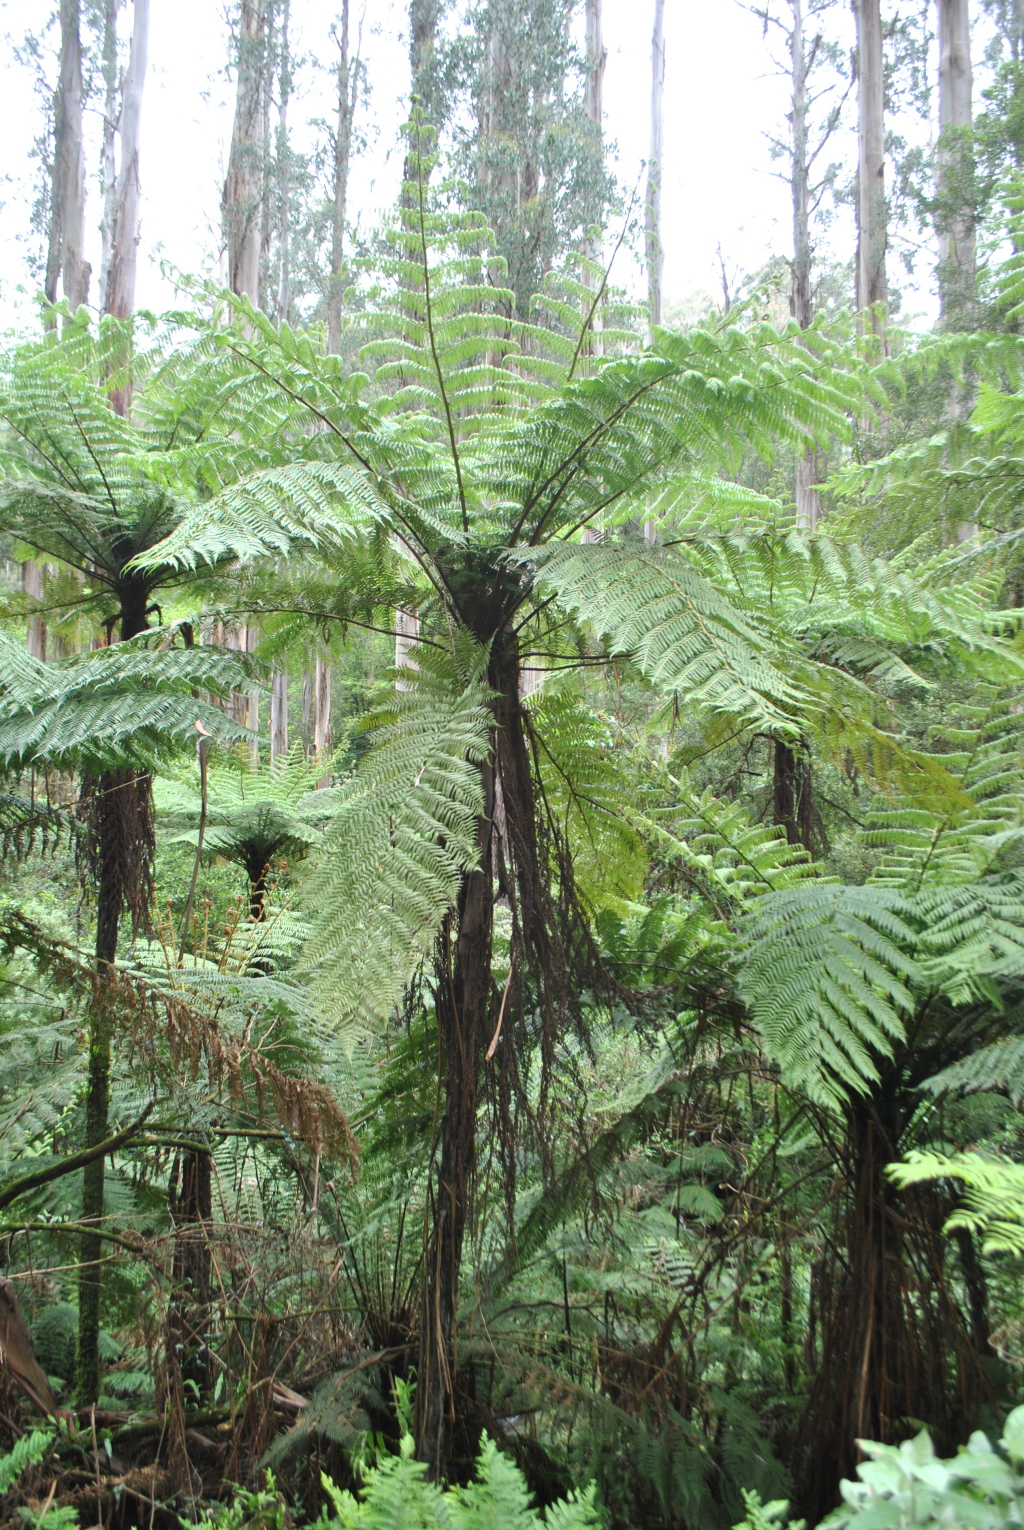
left=1, top=2, right=1024, bottom=1529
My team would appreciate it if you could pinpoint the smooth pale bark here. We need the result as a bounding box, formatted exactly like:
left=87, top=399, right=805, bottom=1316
left=302, top=666, right=313, bottom=752
left=223, top=0, right=268, bottom=302
left=643, top=0, right=665, bottom=544
left=579, top=0, right=606, bottom=403
left=314, top=656, right=332, bottom=787
left=275, top=0, right=292, bottom=320
left=585, top=0, right=606, bottom=130
left=395, top=608, right=420, bottom=692
left=244, top=624, right=259, bottom=767
left=98, top=0, right=119, bottom=303
left=790, top=0, right=820, bottom=530
left=104, top=0, right=150, bottom=418
left=270, top=669, right=289, bottom=761
left=645, top=0, right=666, bottom=331
left=855, top=0, right=887, bottom=327
left=936, top=0, right=976, bottom=325
left=23, top=562, right=46, bottom=662
left=45, top=0, right=90, bottom=314
left=327, top=0, right=352, bottom=353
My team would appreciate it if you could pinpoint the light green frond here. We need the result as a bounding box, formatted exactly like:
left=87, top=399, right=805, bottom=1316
left=0, top=634, right=250, bottom=771
left=738, top=885, right=917, bottom=1102
left=527, top=690, right=647, bottom=907
left=530, top=541, right=807, bottom=729
left=648, top=779, right=818, bottom=909
left=301, top=653, right=492, bottom=1045
left=889, top=1150, right=1024, bottom=1256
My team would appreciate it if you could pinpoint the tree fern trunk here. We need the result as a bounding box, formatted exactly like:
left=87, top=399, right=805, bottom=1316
left=793, top=1081, right=985, bottom=1520
left=772, top=739, right=813, bottom=853
left=417, top=753, right=495, bottom=1478
left=76, top=591, right=153, bottom=1404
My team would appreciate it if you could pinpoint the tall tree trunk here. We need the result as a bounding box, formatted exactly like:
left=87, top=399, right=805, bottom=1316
left=854, top=0, right=887, bottom=330
left=314, top=655, right=331, bottom=787
left=77, top=587, right=153, bottom=1404
left=643, top=0, right=665, bottom=546
left=270, top=668, right=288, bottom=760
left=790, top=0, right=821, bottom=529
left=585, top=0, right=605, bottom=129
left=645, top=0, right=666, bottom=332
left=415, top=661, right=501, bottom=1480
left=579, top=0, right=606, bottom=406
left=302, top=666, right=313, bottom=755
left=327, top=0, right=352, bottom=353
left=104, top=0, right=150, bottom=416
left=46, top=0, right=91, bottom=316
left=22, top=562, right=46, bottom=662
left=936, top=0, right=976, bottom=327
left=223, top=0, right=269, bottom=304
left=275, top=0, right=292, bottom=320
left=772, top=738, right=813, bottom=853
left=98, top=0, right=119, bottom=305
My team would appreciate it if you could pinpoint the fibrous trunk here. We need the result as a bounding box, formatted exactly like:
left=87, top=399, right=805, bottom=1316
left=417, top=734, right=496, bottom=1479
left=76, top=592, right=153, bottom=1404
left=794, top=1082, right=988, bottom=1521
left=76, top=766, right=153, bottom=1402
left=772, top=738, right=813, bottom=854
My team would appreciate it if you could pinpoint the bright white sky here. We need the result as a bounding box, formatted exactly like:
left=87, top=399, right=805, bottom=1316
left=0, top=0, right=986, bottom=337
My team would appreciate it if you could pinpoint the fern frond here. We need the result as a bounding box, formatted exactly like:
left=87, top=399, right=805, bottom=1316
left=738, top=885, right=917, bottom=1102
left=301, top=649, right=492, bottom=1044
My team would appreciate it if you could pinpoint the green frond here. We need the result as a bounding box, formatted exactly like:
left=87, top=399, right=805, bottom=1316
left=648, top=780, right=818, bottom=908
left=530, top=541, right=807, bottom=729
left=300, top=651, right=492, bottom=1044
left=528, top=689, right=647, bottom=907
left=0, top=632, right=251, bottom=772
left=738, top=884, right=917, bottom=1102
left=889, top=1150, right=1024, bottom=1256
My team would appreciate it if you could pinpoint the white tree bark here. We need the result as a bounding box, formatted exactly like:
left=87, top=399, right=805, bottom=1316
left=98, top=0, right=119, bottom=304
left=585, top=0, right=606, bottom=130
left=314, top=656, right=332, bottom=788
left=270, top=669, right=288, bottom=761
left=45, top=0, right=90, bottom=314
left=327, top=0, right=353, bottom=353
left=790, top=0, right=820, bottom=529
left=23, top=562, right=46, bottom=662
left=223, top=0, right=269, bottom=303
left=644, top=0, right=666, bottom=544
left=104, top=0, right=149, bottom=321
left=936, top=0, right=975, bottom=325
left=395, top=608, right=420, bottom=690
left=645, top=0, right=666, bottom=332
left=855, top=0, right=887, bottom=327
left=274, top=0, right=292, bottom=321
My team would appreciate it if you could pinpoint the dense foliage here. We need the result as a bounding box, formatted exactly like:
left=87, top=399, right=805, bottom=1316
left=5, top=4, right=1024, bottom=1529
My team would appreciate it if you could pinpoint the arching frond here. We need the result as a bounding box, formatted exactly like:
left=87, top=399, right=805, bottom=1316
left=528, top=689, right=647, bottom=907
left=738, top=884, right=917, bottom=1102
left=0, top=632, right=250, bottom=772
left=301, top=649, right=492, bottom=1045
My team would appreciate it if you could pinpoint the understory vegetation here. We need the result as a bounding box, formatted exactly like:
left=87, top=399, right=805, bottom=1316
left=5, top=1, right=1024, bottom=1526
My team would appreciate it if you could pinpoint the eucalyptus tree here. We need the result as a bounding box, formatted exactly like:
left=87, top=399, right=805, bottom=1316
left=450, top=0, right=614, bottom=317
left=0, top=320, right=249, bottom=1403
